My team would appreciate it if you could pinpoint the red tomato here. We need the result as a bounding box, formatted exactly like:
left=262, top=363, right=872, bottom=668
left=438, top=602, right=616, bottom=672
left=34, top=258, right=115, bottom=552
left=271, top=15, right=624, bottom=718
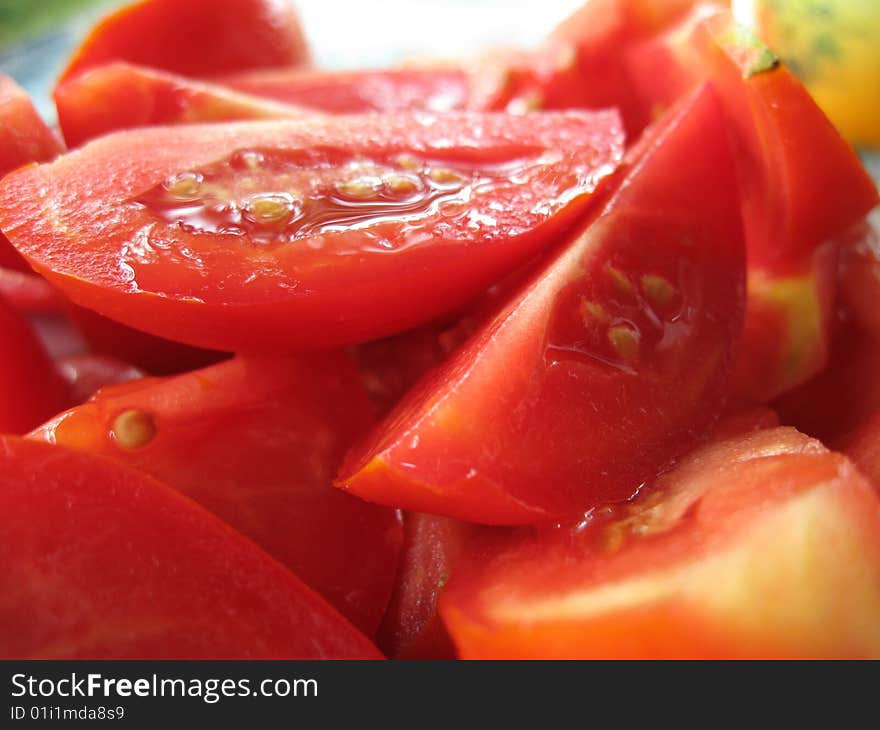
left=31, top=354, right=402, bottom=635
left=0, top=112, right=623, bottom=352
left=0, top=436, right=381, bottom=659
left=0, top=295, right=69, bottom=434
left=837, top=414, right=880, bottom=492
left=625, top=9, right=878, bottom=268
left=0, top=74, right=63, bottom=272
left=59, top=0, right=310, bottom=83
left=440, top=427, right=880, bottom=659
left=338, top=85, right=746, bottom=525
left=222, top=67, right=472, bottom=114
left=55, top=62, right=311, bottom=148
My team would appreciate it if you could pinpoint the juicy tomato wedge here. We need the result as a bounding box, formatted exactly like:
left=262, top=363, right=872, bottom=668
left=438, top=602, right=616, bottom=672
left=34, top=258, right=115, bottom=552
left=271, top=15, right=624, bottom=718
left=59, top=0, right=310, bottom=84
left=0, top=112, right=623, bottom=352
left=440, top=427, right=880, bottom=659
left=31, top=354, right=402, bottom=636
left=0, top=436, right=381, bottom=659
left=377, top=513, right=486, bottom=659
left=222, top=67, right=472, bottom=114
left=55, top=62, right=310, bottom=148
left=0, top=295, right=69, bottom=434
left=626, top=9, right=879, bottom=268
left=0, top=74, right=63, bottom=272
left=338, top=85, right=745, bottom=525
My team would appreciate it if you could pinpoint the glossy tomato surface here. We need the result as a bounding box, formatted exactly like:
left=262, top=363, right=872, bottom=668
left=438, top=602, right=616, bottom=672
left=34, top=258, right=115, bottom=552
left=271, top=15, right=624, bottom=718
left=59, top=0, right=310, bottom=83
left=0, top=436, right=381, bottom=659
left=32, top=353, right=402, bottom=635
left=0, top=112, right=623, bottom=351
left=55, top=62, right=309, bottom=148
left=338, top=85, right=745, bottom=524
left=441, top=427, right=880, bottom=659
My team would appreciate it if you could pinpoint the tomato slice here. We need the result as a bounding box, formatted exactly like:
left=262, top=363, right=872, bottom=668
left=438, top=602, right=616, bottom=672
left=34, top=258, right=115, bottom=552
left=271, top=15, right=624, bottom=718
left=31, top=353, right=402, bottom=636
left=0, top=436, right=380, bottom=659
left=0, top=74, right=64, bottom=272
left=55, top=62, right=310, bottom=148
left=440, top=426, right=880, bottom=659
left=0, top=112, right=623, bottom=351
left=0, top=295, right=69, bottom=434
left=338, top=85, right=745, bottom=525
left=222, top=67, right=472, bottom=114
left=59, top=0, right=310, bottom=83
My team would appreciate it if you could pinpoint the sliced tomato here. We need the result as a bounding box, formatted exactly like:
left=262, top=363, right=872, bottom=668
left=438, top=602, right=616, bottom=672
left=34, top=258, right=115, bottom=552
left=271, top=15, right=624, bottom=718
left=0, top=295, right=69, bottom=434
left=0, top=74, right=64, bottom=272
left=31, top=354, right=402, bottom=636
left=59, top=0, right=310, bottom=84
left=55, top=62, right=311, bottom=148
left=0, top=436, right=380, bottom=659
left=440, top=427, right=880, bottom=659
left=222, top=67, right=472, bottom=114
left=625, top=9, right=878, bottom=268
left=338, top=85, right=745, bottom=525
left=0, top=112, right=623, bottom=352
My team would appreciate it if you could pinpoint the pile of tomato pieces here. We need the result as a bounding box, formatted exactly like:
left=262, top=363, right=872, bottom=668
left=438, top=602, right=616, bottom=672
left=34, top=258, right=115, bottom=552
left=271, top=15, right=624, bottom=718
left=0, top=0, right=879, bottom=660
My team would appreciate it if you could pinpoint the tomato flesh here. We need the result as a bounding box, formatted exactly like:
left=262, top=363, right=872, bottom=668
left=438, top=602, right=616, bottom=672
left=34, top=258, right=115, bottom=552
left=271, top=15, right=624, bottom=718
left=55, top=62, right=310, bottom=148
left=0, top=112, right=623, bottom=351
left=441, top=427, right=880, bottom=659
left=338, top=85, right=745, bottom=524
left=31, top=354, right=402, bottom=636
left=0, top=436, right=380, bottom=659
left=59, top=0, right=310, bottom=83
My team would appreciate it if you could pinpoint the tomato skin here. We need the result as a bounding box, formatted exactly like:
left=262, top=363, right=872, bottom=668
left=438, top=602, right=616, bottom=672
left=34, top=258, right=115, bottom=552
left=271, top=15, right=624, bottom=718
left=440, top=427, right=880, bottom=659
left=0, top=113, right=623, bottom=352
left=31, top=353, right=402, bottom=636
left=59, top=0, right=310, bottom=83
left=0, top=266, right=62, bottom=313
left=0, top=74, right=64, bottom=272
left=338, top=85, right=745, bottom=525
left=222, top=67, right=472, bottom=114
left=55, top=353, right=144, bottom=406
left=839, top=223, right=880, bottom=341
left=0, top=296, right=69, bottom=434
left=0, top=436, right=381, bottom=659
left=55, top=62, right=309, bottom=148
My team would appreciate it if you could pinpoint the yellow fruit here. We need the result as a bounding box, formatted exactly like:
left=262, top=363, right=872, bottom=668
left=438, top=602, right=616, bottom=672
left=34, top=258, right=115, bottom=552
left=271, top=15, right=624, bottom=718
left=748, top=0, right=880, bottom=147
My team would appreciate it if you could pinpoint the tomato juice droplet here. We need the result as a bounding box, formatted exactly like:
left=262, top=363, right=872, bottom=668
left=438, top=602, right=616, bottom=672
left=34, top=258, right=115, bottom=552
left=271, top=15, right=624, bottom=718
left=131, top=148, right=559, bottom=249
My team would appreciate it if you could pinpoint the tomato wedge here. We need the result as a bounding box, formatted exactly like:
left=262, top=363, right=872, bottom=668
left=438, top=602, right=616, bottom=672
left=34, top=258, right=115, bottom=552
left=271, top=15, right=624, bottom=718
left=222, top=67, right=472, bottom=114
left=31, top=354, right=402, bottom=635
left=338, top=85, right=745, bottom=525
left=0, top=436, right=380, bottom=659
left=440, top=427, right=880, bottom=659
left=59, top=0, right=310, bottom=83
left=0, top=74, right=63, bottom=272
left=55, top=62, right=310, bottom=148
left=0, top=112, right=623, bottom=352
left=0, top=295, right=69, bottom=434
